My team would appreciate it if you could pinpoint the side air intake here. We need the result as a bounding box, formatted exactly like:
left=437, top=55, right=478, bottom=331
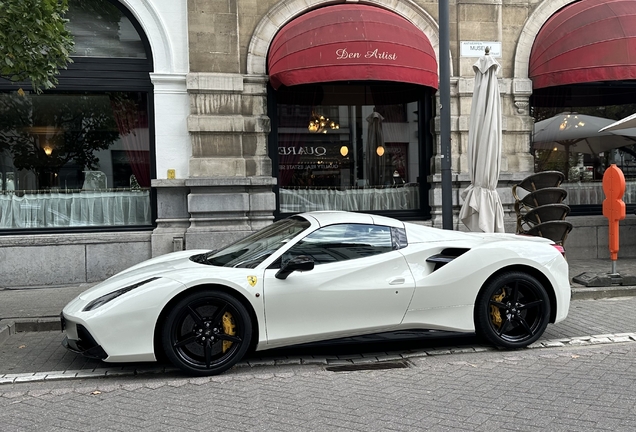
left=426, top=248, right=469, bottom=271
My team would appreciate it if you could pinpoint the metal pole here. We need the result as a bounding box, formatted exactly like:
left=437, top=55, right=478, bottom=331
left=439, top=0, right=453, bottom=229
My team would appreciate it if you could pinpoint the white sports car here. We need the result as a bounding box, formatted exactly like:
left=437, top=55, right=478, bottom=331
left=62, top=211, right=570, bottom=376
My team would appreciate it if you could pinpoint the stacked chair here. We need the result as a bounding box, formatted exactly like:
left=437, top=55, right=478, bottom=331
left=512, top=171, right=572, bottom=246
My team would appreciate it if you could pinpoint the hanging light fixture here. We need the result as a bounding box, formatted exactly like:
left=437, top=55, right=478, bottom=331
left=559, top=114, right=585, bottom=131
left=340, top=145, right=349, bottom=157
left=376, top=145, right=385, bottom=156
left=308, top=111, right=340, bottom=134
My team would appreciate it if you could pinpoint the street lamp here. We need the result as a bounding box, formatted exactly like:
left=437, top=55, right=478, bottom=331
left=439, top=0, right=453, bottom=230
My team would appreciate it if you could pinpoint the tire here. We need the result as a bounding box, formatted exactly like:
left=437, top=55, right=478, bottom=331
left=162, top=290, right=252, bottom=376
left=475, top=272, right=550, bottom=349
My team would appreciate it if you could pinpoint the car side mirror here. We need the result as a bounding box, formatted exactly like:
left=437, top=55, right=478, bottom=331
left=275, top=255, right=315, bottom=280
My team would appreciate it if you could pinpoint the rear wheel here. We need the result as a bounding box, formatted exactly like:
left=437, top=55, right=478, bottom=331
left=162, top=290, right=252, bottom=376
left=475, top=272, right=550, bottom=349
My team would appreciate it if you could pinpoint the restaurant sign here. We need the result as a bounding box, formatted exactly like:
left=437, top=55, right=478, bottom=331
left=335, top=48, right=398, bottom=61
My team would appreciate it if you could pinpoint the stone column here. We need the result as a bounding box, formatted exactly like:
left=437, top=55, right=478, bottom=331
left=159, top=1, right=277, bottom=253
left=183, top=71, right=275, bottom=249
left=151, top=179, right=190, bottom=256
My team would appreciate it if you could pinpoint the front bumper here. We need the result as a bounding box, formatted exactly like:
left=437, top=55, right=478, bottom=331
left=61, top=313, right=108, bottom=360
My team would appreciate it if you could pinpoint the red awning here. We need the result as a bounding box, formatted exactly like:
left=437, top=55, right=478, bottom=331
left=268, top=4, right=438, bottom=90
left=530, top=0, right=636, bottom=89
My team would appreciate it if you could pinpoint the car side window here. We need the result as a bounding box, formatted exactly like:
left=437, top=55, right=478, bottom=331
left=283, top=223, right=393, bottom=265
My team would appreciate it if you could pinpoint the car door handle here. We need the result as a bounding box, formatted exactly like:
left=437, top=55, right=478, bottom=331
left=389, top=277, right=405, bottom=285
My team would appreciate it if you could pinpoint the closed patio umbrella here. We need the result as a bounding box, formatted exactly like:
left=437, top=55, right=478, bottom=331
left=366, top=110, right=387, bottom=186
left=459, top=50, right=505, bottom=233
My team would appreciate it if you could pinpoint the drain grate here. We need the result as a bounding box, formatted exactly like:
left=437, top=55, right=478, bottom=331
left=325, top=360, right=410, bottom=372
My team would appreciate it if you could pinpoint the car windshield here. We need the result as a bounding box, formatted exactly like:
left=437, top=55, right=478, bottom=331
left=202, top=217, right=311, bottom=268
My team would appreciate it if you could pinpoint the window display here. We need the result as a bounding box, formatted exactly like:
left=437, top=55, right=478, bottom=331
left=275, top=84, right=426, bottom=213
left=532, top=108, right=636, bottom=209
left=0, top=91, right=151, bottom=229
left=0, top=0, right=152, bottom=230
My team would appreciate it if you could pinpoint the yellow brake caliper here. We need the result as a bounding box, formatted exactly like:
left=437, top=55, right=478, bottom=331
left=490, top=290, right=506, bottom=328
left=222, top=312, right=236, bottom=353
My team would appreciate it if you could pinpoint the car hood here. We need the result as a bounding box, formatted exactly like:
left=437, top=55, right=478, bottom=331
left=77, top=250, right=212, bottom=302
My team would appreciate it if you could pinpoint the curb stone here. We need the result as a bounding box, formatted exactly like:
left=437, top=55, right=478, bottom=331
left=571, top=286, right=636, bottom=300
left=0, top=320, right=15, bottom=346
left=0, top=318, right=59, bottom=344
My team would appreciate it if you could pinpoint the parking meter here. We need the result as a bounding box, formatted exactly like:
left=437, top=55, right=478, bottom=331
left=602, top=164, right=626, bottom=269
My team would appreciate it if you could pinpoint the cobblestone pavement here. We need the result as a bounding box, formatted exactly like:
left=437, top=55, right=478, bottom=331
left=2, top=281, right=636, bottom=430
left=1, top=296, right=636, bottom=384
left=2, top=255, right=636, bottom=386
left=1, top=342, right=636, bottom=431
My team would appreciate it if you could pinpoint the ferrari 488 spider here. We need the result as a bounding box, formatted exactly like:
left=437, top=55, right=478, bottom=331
left=62, top=211, right=570, bottom=375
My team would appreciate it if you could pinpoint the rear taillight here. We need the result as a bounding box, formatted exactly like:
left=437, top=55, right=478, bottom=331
left=551, top=244, right=566, bottom=258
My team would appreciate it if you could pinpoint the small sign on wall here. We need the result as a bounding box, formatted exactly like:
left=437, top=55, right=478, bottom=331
left=460, top=41, right=502, bottom=58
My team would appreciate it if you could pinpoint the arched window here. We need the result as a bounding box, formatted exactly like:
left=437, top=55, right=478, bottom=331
left=529, top=0, right=636, bottom=216
left=0, top=0, right=154, bottom=231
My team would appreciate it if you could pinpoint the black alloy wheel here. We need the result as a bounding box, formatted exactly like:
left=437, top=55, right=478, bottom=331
left=162, top=290, right=252, bottom=376
left=475, top=272, right=550, bottom=349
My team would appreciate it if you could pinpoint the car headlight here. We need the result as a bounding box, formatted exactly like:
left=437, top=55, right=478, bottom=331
left=83, top=277, right=160, bottom=312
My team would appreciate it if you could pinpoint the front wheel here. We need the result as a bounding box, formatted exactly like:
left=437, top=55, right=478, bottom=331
left=475, top=272, right=550, bottom=349
left=162, top=290, right=252, bottom=376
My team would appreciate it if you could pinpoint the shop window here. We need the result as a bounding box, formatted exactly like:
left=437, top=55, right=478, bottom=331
left=531, top=104, right=636, bottom=215
left=0, top=91, right=151, bottom=229
left=273, top=83, right=429, bottom=215
left=0, top=0, right=153, bottom=230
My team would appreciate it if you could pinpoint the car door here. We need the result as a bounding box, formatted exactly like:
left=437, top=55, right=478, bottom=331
left=262, top=223, right=415, bottom=346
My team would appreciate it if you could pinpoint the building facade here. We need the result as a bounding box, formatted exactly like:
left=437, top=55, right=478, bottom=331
left=1, top=0, right=635, bottom=288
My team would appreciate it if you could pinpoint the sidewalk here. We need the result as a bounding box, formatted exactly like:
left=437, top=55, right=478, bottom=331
left=567, top=257, right=636, bottom=298
left=1, top=257, right=636, bottom=321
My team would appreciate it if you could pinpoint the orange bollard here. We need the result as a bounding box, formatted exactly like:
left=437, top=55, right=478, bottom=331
left=602, top=164, right=626, bottom=269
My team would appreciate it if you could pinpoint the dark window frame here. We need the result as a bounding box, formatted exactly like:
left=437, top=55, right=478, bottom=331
left=268, top=82, right=434, bottom=222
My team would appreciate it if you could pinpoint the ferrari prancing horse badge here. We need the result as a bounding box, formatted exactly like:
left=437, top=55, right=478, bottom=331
left=247, top=276, right=257, bottom=287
